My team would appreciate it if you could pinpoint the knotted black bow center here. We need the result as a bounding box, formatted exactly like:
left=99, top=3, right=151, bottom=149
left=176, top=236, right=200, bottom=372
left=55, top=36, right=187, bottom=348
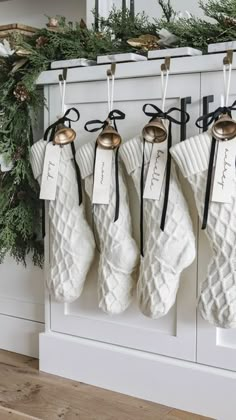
left=143, top=103, right=190, bottom=126
left=196, top=100, right=236, bottom=130
left=84, top=109, right=125, bottom=133
left=44, top=107, right=80, bottom=143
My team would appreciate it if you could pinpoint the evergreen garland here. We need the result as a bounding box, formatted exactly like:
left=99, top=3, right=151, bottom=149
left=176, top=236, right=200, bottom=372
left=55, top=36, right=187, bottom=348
left=1, top=0, right=236, bottom=266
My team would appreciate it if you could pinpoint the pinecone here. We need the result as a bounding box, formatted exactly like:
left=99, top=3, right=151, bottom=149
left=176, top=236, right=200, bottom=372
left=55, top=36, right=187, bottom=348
left=13, top=83, right=30, bottom=102
left=13, top=146, right=25, bottom=161
left=80, top=19, right=87, bottom=29
left=36, top=36, right=49, bottom=48
left=223, top=16, right=236, bottom=27
left=127, top=34, right=160, bottom=51
left=17, top=190, right=27, bottom=200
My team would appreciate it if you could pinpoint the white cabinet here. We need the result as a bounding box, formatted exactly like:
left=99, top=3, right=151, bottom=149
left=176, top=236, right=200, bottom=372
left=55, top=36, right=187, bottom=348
left=0, top=256, right=44, bottom=357
left=37, top=56, right=236, bottom=420
left=48, top=72, right=200, bottom=362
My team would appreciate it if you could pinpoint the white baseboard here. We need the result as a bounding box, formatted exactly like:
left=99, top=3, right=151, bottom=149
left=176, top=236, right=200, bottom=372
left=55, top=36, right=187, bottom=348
left=40, top=332, right=236, bottom=420
left=0, top=314, right=44, bottom=357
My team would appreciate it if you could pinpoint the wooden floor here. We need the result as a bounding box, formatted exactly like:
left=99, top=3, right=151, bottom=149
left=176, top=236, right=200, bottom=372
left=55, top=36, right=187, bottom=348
left=0, top=350, right=213, bottom=420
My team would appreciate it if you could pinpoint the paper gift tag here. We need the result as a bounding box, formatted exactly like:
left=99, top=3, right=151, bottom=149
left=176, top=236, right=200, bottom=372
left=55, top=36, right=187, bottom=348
left=211, top=138, right=236, bottom=203
left=40, top=142, right=61, bottom=201
left=92, top=147, right=113, bottom=205
left=143, top=140, right=168, bottom=200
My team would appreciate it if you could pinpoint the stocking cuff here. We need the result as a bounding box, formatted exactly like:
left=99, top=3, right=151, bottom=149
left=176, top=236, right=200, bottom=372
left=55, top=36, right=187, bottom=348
left=170, top=132, right=212, bottom=178
left=30, top=140, right=73, bottom=181
left=76, top=141, right=95, bottom=179
left=30, top=139, right=46, bottom=180
left=120, top=136, right=152, bottom=174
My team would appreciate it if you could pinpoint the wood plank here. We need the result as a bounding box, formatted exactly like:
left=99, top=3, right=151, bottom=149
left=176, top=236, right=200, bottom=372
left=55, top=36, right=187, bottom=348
left=0, top=24, right=37, bottom=32
left=0, top=406, right=39, bottom=419
left=0, top=350, right=211, bottom=420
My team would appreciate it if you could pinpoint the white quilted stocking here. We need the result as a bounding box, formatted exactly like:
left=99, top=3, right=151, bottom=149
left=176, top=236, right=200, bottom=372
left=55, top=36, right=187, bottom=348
left=30, top=139, right=95, bottom=303
left=171, top=132, right=236, bottom=328
left=76, top=141, right=139, bottom=315
left=120, top=137, right=196, bottom=319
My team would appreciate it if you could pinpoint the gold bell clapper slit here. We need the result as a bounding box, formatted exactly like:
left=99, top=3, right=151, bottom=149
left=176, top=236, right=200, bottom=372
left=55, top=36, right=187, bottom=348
left=53, top=123, right=76, bottom=146
left=97, top=118, right=122, bottom=149
left=212, top=113, right=236, bottom=141
left=142, top=117, right=167, bottom=143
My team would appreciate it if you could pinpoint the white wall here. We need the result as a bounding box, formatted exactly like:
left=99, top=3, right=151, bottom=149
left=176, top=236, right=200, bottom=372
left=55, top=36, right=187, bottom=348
left=0, top=0, right=204, bottom=29
left=112, top=0, right=204, bottom=19
left=0, top=0, right=86, bottom=27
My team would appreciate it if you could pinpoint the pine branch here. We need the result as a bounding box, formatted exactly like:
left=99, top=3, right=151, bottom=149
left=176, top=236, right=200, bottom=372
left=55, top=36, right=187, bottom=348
left=158, top=0, right=175, bottom=22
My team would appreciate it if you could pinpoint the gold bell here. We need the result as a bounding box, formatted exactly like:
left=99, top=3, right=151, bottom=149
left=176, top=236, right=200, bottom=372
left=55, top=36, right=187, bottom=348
left=212, top=113, right=236, bottom=141
left=53, top=123, right=76, bottom=146
left=97, top=122, right=121, bottom=149
left=142, top=117, right=167, bottom=143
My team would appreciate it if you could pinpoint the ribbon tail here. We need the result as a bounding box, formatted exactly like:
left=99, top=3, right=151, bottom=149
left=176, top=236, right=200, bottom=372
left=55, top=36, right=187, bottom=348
left=42, top=200, right=45, bottom=239
left=114, top=147, right=120, bottom=222
left=202, top=137, right=217, bottom=230
left=71, top=142, right=83, bottom=205
left=92, top=142, right=101, bottom=253
left=160, top=122, right=172, bottom=232
left=140, top=139, right=145, bottom=257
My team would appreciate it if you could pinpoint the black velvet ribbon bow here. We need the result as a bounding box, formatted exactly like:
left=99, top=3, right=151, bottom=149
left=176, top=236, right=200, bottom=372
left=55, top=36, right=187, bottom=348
left=195, top=100, right=236, bottom=230
left=140, top=103, right=190, bottom=257
left=84, top=109, right=125, bottom=134
left=85, top=109, right=126, bottom=223
left=42, top=107, right=82, bottom=237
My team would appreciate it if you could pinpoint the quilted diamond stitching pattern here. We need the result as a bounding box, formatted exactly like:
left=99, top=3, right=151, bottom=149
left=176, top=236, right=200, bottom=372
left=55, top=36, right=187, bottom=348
left=127, top=144, right=196, bottom=319
left=84, top=156, right=139, bottom=315
left=188, top=170, right=236, bottom=328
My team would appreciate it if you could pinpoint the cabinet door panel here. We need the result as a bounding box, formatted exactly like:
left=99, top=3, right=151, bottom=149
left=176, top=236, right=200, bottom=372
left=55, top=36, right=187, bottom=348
left=0, top=256, right=44, bottom=323
left=48, top=73, right=200, bottom=361
left=197, top=71, right=236, bottom=371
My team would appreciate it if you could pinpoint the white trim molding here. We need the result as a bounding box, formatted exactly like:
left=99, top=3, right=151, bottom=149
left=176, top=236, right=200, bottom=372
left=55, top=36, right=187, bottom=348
left=40, top=331, right=236, bottom=420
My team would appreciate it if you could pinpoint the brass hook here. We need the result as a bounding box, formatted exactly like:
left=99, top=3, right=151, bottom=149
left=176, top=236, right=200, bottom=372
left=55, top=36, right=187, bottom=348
left=223, top=50, right=233, bottom=66
left=58, top=68, right=68, bottom=82
left=161, top=57, right=171, bottom=73
left=107, top=63, right=116, bottom=78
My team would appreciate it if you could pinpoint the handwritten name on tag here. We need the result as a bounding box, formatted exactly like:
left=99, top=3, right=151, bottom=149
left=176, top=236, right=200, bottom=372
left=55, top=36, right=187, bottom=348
left=92, top=147, right=113, bottom=205
left=212, top=139, right=236, bottom=203
left=143, top=141, right=168, bottom=200
left=40, top=143, right=61, bottom=201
